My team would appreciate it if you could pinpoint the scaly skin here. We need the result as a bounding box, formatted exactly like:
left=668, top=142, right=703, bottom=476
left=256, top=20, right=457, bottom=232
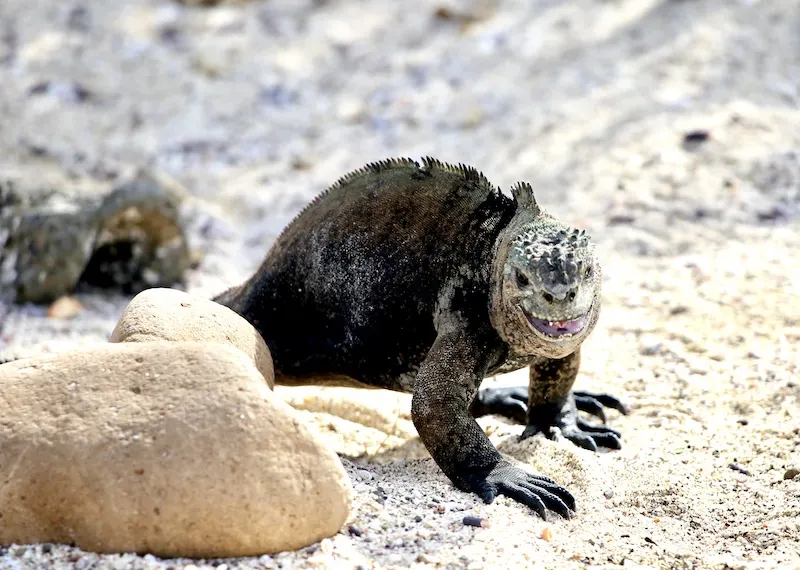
left=214, top=157, right=626, bottom=519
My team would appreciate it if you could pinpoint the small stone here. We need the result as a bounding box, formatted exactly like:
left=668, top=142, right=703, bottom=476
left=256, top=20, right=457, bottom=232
left=355, top=469, right=374, bottom=480
left=414, top=515, right=423, bottom=522
left=47, top=296, right=83, bottom=319
left=540, top=527, right=553, bottom=541
left=783, top=468, right=800, bottom=480
left=639, top=342, right=662, bottom=356
left=729, top=463, right=752, bottom=476
left=462, top=516, right=489, bottom=528
left=348, top=525, right=363, bottom=537
left=603, top=489, right=615, bottom=499
left=683, top=130, right=710, bottom=144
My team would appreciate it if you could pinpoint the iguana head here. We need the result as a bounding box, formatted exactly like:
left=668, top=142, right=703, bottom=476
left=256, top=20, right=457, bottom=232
left=491, top=183, right=601, bottom=359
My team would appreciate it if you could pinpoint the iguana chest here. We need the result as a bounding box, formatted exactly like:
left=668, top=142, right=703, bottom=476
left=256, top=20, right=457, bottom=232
left=487, top=351, right=536, bottom=377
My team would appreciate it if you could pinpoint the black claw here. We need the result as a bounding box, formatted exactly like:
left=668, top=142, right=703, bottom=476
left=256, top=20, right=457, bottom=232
left=519, top=423, right=543, bottom=441
left=574, top=391, right=629, bottom=415
left=576, top=416, right=621, bottom=436
left=573, top=394, right=607, bottom=422
left=472, top=386, right=529, bottom=423
left=521, top=484, right=573, bottom=519
left=589, top=431, right=622, bottom=450
left=524, top=478, right=577, bottom=510
left=502, top=483, right=548, bottom=520
left=567, top=431, right=599, bottom=452
left=558, top=486, right=577, bottom=511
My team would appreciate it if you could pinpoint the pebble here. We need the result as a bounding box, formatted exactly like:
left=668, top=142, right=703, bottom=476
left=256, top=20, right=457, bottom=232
left=348, top=525, right=363, bottom=537
left=639, top=337, right=662, bottom=356
left=729, top=463, right=752, bottom=476
left=462, top=516, right=490, bottom=528
left=783, top=467, right=800, bottom=480
left=356, top=469, right=374, bottom=480
left=47, top=296, right=83, bottom=319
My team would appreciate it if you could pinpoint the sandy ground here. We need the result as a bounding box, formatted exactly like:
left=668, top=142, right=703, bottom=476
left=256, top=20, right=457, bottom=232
left=1, top=0, right=799, bottom=568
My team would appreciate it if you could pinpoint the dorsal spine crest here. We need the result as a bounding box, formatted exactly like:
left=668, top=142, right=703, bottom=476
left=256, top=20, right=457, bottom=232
left=510, top=181, right=539, bottom=214
left=274, top=157, right=507, bottom=247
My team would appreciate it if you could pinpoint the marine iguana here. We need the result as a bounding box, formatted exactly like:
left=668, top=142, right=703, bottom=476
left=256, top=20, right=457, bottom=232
left=214, top=157, right=627, bottom=519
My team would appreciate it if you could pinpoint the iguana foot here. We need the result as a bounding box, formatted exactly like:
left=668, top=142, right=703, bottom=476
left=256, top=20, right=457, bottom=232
left=472, top=387, right=628, bottom=425
left=462, top=459, right=575, bottom=520
left=470, top=386, right=529, bottom=423
left=521, top=395, right=622, bottom=451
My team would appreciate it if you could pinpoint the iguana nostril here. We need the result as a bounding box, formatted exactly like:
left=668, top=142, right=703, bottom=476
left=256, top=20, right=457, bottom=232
left=543, top=292, right=554, bottom=303
left=568, top=291, right=576, bottom=301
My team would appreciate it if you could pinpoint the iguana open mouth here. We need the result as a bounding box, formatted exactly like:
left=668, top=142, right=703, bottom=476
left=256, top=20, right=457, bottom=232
left=523, top=311, right=589, bottom=338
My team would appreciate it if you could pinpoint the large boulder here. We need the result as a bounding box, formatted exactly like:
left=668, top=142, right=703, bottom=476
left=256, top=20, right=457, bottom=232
left=109, top=288, right=274, bottom=388
left=0, top=342, right=350, bottom=557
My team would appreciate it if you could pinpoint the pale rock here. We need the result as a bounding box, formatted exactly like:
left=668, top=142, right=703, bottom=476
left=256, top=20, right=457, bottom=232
left=0, top=342, right=351, bottom=557
left=109, top=288, right=274, bottom=388
left=47, top=296, right=84, bottom=319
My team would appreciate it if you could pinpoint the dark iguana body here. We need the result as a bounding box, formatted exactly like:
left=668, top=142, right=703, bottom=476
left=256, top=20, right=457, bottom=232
left=215, top=157, right=626, bottom=518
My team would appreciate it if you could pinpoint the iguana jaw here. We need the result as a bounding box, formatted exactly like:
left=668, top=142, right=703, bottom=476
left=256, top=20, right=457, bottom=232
left=522, top=308, right=590, bottom=339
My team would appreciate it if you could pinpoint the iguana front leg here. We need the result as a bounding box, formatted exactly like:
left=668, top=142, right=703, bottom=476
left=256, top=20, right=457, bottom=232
left=519, top=350, right=621, bottom=450
left=471, top=349, right=627, bottom=451
left=412, top=328, right=575, bottom=519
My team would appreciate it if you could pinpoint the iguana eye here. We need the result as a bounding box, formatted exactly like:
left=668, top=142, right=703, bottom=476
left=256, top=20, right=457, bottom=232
left=515, top=269, right=530, bottom=288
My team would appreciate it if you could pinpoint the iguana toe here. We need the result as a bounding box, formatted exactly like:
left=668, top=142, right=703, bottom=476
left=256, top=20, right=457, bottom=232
left=574, top=391, right=630, bottom=417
